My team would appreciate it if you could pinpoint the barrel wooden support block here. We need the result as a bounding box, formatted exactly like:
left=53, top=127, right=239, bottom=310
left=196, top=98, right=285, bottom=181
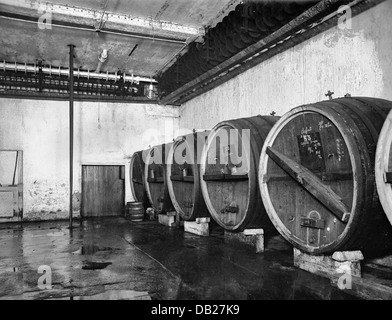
left=184, top=221, right=210, bottom=237
left=259, top=97, right=392, bottom=255
left=158, top=214, right=176, bottom=228
left=329, top=273, right=392, bottom=300
left=293, top=249, right=392, bottom=300
left=224, top=229, right=264, bottom=253
left=294, top=248, right=364, bottom=278
left=294, top=249, right=392, bottom=300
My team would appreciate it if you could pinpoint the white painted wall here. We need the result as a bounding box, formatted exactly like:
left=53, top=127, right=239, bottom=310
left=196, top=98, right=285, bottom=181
left=0, top=99, right=180, bottom=221
left=179, top=1, right=392, bottom=130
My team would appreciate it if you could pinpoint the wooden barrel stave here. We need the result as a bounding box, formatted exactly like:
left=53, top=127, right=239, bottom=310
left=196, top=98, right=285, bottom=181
left=145, top=144, right=174, bottom=214
left=331, top=99, right=384, bottom=142
left=324, top=100, right=376, bottom=171
left=376, top=110, right=392, bottom=225
left=130, top=150, right=150, bottom=209
left=349, top=97, right=391, bottom=118
left=259, top=97, right=392, bottom=255
left=205, top=122, right=252, bottom=230
left=201, top=115, right=279, bottom=231
left=234, top=116, right=273, bottom=229
left=168, top=131, right=210, bottom=221
left=319, top=100, right=388, bottom=252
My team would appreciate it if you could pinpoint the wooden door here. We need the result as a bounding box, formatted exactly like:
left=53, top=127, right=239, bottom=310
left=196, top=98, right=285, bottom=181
left=82, top=165, right=125, bottom=217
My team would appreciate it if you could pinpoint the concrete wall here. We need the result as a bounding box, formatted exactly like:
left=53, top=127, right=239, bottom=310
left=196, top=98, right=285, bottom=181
left=0, top=99, right=180, bottom=221
left=179, top=1, right=392, bottom=130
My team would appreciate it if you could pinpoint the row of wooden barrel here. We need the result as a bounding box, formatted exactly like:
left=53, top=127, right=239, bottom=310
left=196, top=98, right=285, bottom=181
left=130, top=97, right=392, bottom=256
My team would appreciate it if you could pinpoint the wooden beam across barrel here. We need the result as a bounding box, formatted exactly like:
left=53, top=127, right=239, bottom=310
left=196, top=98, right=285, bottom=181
left=376, top=109, right=392, bottom=224
left=129, top=150, right=151, bottom=209
left=259, top=97, right=392, bottom=255
left=144, top=143, right=175, bottom=214
left=167, top=130, right=211, bottom=221
left=200, top=115, right=280, bottom=232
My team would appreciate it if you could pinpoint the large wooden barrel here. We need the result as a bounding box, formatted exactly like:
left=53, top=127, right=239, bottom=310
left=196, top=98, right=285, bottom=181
left=144, top=143, right=175, bottom=214
left=167, top=130, right=210, bottom=221
left=200, top=116, right=280, bottom=231
left=129, top=150, right=150, bottom=209
left=259, top=97, right=392, bottom=255
left=376, top=109, right=392, bottom=224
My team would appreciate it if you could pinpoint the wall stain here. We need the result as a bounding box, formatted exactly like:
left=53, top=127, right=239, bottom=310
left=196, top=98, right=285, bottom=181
left=24, top=180, right=80, bottom=221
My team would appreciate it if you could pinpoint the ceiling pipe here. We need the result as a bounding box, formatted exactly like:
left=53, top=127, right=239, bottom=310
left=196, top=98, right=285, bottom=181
left=0, top=61, right=157, bottom=83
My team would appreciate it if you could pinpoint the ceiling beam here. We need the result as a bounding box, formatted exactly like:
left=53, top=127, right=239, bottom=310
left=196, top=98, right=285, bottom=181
left=204, top=0, right=242, bottom=29
left=0, top=90, right=159, bottom=104
left=159, top=0, right=382, bottom=106
left=0, top=1, right=204, bottom=42
left=0, top=11, right=192, bottom=44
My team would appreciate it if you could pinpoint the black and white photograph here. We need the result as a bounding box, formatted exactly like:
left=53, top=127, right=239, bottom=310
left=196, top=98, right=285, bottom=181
left=0, top=0, right=391, bottom=306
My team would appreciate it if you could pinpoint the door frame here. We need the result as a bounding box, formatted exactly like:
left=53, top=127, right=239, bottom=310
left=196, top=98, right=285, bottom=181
left=80, top=163, right=126, bottom=218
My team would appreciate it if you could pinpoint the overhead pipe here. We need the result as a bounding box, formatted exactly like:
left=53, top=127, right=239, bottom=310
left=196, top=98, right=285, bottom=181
left=68, top=44, right=75, bottom=230
left=0, top=61, right=157, bottom=83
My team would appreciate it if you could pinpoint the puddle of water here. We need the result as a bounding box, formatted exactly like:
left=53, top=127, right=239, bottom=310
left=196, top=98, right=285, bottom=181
left=72, top=244, right=121, bottom=255
left=82, top=261, right=112, bottom=270
left=46, top=232, right=65, bottom=237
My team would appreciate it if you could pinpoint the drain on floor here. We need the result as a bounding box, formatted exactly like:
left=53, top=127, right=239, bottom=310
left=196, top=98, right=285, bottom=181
left=82, top=261, right=112, bottom=270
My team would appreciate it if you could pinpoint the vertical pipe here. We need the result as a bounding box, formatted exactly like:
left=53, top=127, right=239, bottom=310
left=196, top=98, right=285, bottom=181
left=68, top=44, right=75, bottom=230
left=38, top=61, right=43, bottom=93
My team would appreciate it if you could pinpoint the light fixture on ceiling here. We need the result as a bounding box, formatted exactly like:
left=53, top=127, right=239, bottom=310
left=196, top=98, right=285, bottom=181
left=146, top=76, right=155, bottom=99
left=96, top=49, right=108, bottom=73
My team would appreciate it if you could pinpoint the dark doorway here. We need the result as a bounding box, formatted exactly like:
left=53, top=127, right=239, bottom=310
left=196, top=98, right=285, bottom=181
left=82, top=165, right=125, bottom=217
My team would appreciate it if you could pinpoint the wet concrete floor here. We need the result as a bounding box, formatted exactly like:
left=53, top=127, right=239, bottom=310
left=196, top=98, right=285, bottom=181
left=0, top=218, right=357, bottom=300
